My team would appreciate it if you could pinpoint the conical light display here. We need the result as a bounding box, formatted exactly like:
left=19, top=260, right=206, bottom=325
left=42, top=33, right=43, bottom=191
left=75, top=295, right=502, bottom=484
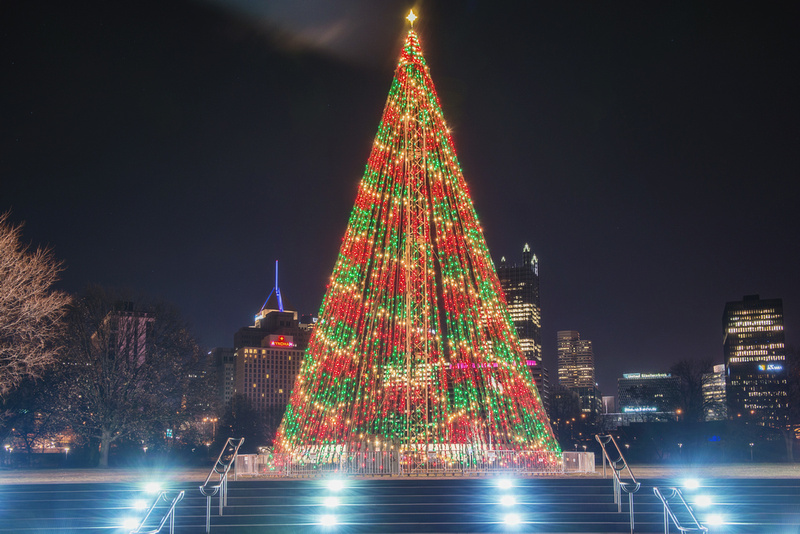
left=275, top=18, right=560, bottom=458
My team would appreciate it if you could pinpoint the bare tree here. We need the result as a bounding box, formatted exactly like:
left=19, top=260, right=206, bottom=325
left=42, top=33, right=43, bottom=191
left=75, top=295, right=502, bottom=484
left=61, top=287, right=204, bottom=467
left=670, top=358, right=716, bottom=423
left=1, top=374, right=62, bottom=463
left=547, top=384, right=582, bottom=446
left=0, top=213, right=71, bottom=396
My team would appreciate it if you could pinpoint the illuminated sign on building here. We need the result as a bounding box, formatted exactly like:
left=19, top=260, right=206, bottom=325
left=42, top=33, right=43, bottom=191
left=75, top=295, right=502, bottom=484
left=269, top=334, right=295, bottom=348
left=622, top=373, right=671, bottom=379
left=758, top=363, right=783, bottom=372
left=622, top=406, right=658, bottom=413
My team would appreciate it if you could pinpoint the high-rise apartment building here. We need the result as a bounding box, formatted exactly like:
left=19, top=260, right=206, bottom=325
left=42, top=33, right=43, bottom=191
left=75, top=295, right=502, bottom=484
left=557, top=330, right=599, bottom=414
left=497, top=244, right=549, bottom=409
left=723, top=295, right=788, bottom=428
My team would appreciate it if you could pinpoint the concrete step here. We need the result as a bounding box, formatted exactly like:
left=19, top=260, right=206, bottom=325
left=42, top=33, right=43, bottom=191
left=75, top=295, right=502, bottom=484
left=0, top=477, right=797, bottom=533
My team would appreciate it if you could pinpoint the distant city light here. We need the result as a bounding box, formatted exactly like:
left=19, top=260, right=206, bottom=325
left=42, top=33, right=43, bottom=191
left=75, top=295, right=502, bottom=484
left=143, top=482, right=161, bottom=494
left=622, top=406, right=657, bottom=413
left=706, top=514, right=725, bottom=526
left=324, top=496, right=340, bottom=508
left=132, top=499, right=148, bottom=510
left=503, top=513, right=521, bottom=525
left=320, top=514, right=337, bottom=526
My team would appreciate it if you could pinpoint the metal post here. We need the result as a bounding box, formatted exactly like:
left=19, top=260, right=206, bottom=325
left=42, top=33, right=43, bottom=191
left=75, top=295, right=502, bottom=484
left=205, top=496, right=211, bottom=534
left=628, top=490, right=635, bottom=533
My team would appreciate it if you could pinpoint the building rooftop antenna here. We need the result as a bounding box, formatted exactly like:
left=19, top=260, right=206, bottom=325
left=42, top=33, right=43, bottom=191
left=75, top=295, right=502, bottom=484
left=275, top=260, right=284, bottom=312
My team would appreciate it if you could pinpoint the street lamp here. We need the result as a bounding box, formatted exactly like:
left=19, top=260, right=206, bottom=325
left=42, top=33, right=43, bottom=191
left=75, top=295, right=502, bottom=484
left=749, top=442, right=754, bottom=461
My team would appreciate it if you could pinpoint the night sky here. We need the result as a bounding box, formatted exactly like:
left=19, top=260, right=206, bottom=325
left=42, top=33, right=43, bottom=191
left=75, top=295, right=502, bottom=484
left=3, top=1, right=798, bottom=395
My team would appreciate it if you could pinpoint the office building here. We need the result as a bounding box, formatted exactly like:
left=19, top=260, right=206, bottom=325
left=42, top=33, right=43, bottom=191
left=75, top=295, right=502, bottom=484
left=723, top=295, right=788, bottom=428
left=210, top=347, right=236, bottom=408
left=497, top=244, right=550, bottom=409
left=617, top=373, right=680, bottom=414
left=602, top=395, right=616, bottom=415
left=702, top=364, right=727, bottom=421
left=557, top=330, right=600, bottom=414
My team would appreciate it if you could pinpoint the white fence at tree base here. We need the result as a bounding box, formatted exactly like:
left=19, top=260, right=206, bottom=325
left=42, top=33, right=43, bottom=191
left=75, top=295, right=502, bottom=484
left=235, top=450, right=594, bottom=478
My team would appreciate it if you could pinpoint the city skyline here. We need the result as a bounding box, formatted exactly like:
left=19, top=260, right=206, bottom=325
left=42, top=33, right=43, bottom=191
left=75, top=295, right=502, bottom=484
left=2, top=1, right=798, bottom=394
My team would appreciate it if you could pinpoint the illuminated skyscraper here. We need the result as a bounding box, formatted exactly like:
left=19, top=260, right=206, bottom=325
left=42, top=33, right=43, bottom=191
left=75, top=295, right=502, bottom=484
left=723, top=295, right=788, bottom=428
left=497, top=244, right=549, bottom=410
left=557, top=330, right=599, bottom=414
left=232, top=262, right=310, bottom=412
left=702, top=364, right=727, bottom=421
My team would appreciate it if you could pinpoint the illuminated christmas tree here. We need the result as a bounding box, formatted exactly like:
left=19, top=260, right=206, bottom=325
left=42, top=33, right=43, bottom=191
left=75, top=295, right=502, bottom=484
left=275, top=12, right=560, bottom=458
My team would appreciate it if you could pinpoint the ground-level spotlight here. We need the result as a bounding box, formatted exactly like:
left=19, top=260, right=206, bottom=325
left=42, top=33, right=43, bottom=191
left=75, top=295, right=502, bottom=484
left=705, top=514, right=725, bottom=526
left=500, top=495, right=516, bottom=507
left=121, top=517, right=140, bottom=530
left=682, top=478, right=700, bottom=490
left=320, top=514, right=337, bottom=526
left=497, top=478, right=513, bottom=490
left=503, top=513, right=521, bottom=525
left=143, top=481, right=162, bottom=494
left=327, top=479, right=345, bottom=492
left=693, top=495, right=713, bottom=508
left=324, top=496, right=340, bottom=508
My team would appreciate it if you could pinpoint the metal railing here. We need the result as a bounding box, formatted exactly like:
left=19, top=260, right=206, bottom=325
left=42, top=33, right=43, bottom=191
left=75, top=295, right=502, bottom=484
left=236, top=448, right=574, bottom=477
left=653, top=487, right=708, bottom=533
left=199, top=437, right=245, bottom=533
left=399, top=449, right=564, bottom=476
left=595, top=434, right=641, bottom=533
left=129, top=490, right=185, bottom=534
left=563, top=451, right=596, bottom=474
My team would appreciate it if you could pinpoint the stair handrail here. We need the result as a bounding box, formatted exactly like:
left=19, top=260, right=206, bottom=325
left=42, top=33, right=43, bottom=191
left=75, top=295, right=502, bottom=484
left=595, top=434, right=641, bottom=534
left=199, top=437, right=245, bottom=533
left=653, top=487, right=708, bottom=533
left=129, top=490, right=185, bottom=534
